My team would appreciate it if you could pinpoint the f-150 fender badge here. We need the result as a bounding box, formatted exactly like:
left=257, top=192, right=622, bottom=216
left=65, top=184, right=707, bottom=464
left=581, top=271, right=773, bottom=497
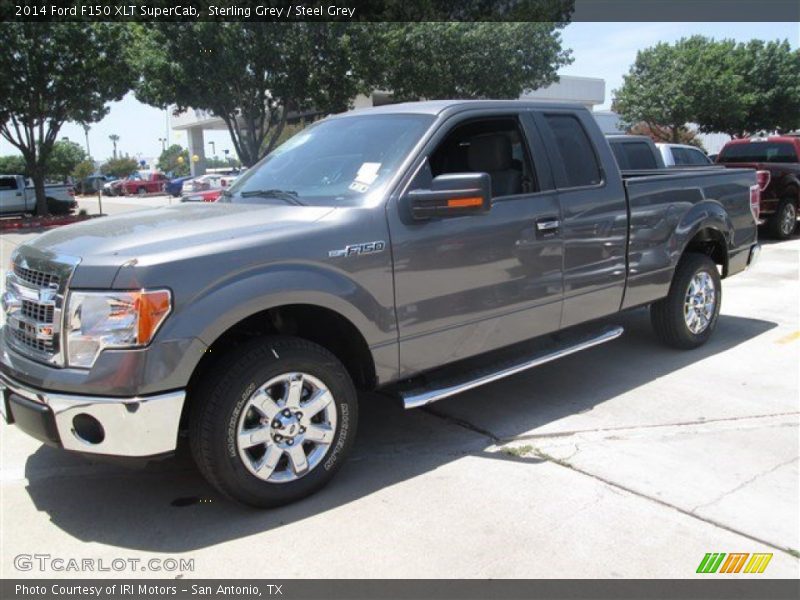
left=328, top=241, right=386, bottom=258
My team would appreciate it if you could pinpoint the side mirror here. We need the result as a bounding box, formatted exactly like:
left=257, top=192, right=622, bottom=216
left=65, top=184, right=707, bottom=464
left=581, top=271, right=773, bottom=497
left=404, top=172, right=491, bottom=220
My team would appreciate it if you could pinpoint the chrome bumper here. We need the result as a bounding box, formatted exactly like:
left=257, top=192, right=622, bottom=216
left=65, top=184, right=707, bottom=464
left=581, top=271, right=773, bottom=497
left=0, top=371, right=184, bottom=457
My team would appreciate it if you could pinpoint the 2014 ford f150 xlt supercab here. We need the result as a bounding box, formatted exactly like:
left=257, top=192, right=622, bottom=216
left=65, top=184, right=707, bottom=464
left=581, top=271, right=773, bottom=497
left=1, top=101, right=761, bottom=507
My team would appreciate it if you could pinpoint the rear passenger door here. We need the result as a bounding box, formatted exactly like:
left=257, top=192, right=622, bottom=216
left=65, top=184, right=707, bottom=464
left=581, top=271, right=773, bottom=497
left=532, top=110, right=628, bottom=327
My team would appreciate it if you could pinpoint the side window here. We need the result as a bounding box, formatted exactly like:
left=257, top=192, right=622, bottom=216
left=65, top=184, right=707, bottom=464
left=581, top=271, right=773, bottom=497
left=625, top=142, right=659, bottom=170
left=543, top=115, right=602, bottom=187
left=609, top=142, right=629, bottom=170
left=419, top=117, right=539, bottom=198
left=687, top=148, right=711, bottom=165
left=671, top=147, right=690, bottom=165
left=0, top=177, right=18, bottom=191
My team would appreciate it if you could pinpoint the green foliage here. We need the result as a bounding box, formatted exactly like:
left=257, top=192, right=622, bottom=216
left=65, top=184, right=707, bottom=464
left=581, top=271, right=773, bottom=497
left=206, top=156, right=242, bottom=169
left=0, top=155, right=28, bottom=176
left=614, top=36, right=800, bottom=139
left=134, top=22, right=571, bottom=167
left=0, top=23, right=131, bottom=214
left=100, top=156, right=139, bottom=178
left=374, top=23, right=572, bottom=100
left=47, top=140, right=87, bottom=182
left=157, top=144, right=190, bottom=176
left=73, top=160, right=96, bottom=181
left=134, top=23, right=371, bottom=167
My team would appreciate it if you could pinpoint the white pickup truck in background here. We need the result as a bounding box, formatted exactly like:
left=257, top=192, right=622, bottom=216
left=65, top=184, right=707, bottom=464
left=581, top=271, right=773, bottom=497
left=0, top=175, right=76, bottom=216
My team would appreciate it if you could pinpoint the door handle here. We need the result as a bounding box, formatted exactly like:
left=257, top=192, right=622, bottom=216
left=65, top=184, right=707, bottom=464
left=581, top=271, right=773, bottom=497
left=536, top=218, right=560, bottom=232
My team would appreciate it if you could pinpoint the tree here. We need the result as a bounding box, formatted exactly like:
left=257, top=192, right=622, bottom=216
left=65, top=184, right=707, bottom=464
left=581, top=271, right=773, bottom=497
left=73, top=160, right=96, bottom=182
left=109, top=134, right=120, bottom=159
left=0, top=23, right=131, bottom=214
left=157, top=144, right=190, bottom=177
left=134, top=23, right=373, bottom=167
left=613, top=37, right=745, bottom=143
left=100, top=156, right=139, bottom=178
left=0, top=155, right=29, bottom=176
left=628, top=122, right=706, bottom=150
left=374, top=23, right=572, bottom=100
left=726, top=40, right=800, bottom=136
left=46, top=140, right=87, bottom=182
left=614, top=36, right=800, bottom=139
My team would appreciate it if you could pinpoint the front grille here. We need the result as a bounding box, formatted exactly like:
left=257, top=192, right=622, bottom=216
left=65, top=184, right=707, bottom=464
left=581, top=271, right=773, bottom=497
left=4, top=253, right=79, bottom=367
left=10, top=325, right=54, bottom=354
left=13, top=264, right=60, bottom=288
left=21, top=299, right=55, bottom=323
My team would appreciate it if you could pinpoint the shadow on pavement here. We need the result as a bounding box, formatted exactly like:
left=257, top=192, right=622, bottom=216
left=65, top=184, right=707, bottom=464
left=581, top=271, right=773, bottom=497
left=23, top=309, right=777, bottom=552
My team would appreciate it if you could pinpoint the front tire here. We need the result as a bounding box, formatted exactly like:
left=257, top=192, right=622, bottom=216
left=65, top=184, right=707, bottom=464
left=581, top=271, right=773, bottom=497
left=651, top=253, right=721, bottom=349
left=768, top=199, right=797, bottom=240
left=189, top=336, right=358, bottom=508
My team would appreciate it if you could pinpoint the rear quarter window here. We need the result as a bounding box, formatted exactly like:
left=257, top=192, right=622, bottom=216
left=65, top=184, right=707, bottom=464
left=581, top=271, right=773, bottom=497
left=544, top=115, right=602, bottom=187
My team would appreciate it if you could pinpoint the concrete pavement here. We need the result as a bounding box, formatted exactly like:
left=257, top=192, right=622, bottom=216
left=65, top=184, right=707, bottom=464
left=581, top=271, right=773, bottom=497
left=0, top=209, right=798, bottom=579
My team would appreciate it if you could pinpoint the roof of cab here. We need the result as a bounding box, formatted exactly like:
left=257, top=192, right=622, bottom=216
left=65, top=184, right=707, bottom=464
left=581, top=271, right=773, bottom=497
left=330, top=99, right=588, bottom=118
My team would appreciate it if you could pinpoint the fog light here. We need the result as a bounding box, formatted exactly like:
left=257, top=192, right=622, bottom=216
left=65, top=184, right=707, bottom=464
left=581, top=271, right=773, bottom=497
left=72, top=413, right=105, bottom=444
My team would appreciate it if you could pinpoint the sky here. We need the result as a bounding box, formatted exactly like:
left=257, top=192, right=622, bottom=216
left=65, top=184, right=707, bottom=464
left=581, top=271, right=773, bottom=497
left=1, top=21, right=798, bottom=162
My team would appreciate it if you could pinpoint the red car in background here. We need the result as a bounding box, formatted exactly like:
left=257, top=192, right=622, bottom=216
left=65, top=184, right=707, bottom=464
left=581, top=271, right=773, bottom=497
left=181, top=188, right=223, bottom=203
left=716, top=136, right=800, bottom=239
left=119, top=171, right=169, bottom=196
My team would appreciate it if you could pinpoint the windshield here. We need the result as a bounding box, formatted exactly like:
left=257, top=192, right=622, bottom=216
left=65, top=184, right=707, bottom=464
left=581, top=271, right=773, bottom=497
left=224, top=114, right=434, bottom=207
left=718, top=142, right=798, bottom=164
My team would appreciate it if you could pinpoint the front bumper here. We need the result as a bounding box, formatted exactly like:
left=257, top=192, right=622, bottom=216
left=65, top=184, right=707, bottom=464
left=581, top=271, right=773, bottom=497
left=0, top=371, right=185, bottom=458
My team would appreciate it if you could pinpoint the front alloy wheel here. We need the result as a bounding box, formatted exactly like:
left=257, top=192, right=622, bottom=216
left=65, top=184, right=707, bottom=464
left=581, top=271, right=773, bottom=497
left=190, top=337, right=358, bottom=508
left=237, top=372, right=337, bottom=483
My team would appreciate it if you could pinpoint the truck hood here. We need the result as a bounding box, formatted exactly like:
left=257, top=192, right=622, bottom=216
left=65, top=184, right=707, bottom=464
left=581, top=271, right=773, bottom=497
left=25, top=203, right=336, bottom=266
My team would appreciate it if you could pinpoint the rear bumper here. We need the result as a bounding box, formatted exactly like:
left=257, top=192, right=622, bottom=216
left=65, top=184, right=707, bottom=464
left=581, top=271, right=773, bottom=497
left=0, top=371, right=184, bottom=458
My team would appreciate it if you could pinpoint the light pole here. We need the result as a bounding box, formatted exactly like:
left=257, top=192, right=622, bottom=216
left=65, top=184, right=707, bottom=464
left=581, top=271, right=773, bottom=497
left=158, top=138, right=167, bottom=152
left=82, top=124, right=91, bottom=158
left=208, top=141, right=215, bottom=161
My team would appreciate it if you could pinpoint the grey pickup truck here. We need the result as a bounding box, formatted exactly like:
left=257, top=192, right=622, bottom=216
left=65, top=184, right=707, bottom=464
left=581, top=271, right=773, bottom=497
left=1, top=100, right=761, bottom=507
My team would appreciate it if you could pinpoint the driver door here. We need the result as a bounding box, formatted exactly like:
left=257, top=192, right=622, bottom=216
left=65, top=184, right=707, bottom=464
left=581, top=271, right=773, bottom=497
left=387, top=111, right=564, bottom=376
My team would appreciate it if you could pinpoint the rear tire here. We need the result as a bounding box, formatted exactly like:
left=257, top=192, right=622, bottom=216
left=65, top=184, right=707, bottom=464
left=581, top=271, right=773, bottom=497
left=651, top=253, right=721, bottom=349
left=137, top=186, right=146, bottom=196
left=768, top=198, right=797, bottom=240
left=189, top=336, right=358, bottom=508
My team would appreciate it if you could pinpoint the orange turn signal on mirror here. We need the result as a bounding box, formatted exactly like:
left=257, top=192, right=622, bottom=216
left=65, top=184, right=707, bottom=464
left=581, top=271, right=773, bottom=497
left=446, top=197, right=483, bottom=209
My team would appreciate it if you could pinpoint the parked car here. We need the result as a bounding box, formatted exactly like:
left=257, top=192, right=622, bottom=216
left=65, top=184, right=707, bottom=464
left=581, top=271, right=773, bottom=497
left=1, top=100, right=761, bottom=508
left=606, top=135, right=666, bottom=170
left=73, top=174, right=114, bottom=195
left=119, top=171, right=168, bottom=196
left=102, top=178, right=123, bottom=196
left=0, top=174, right=76, bottom=215
left=181, top=173, right=236, bottom=194
left=181, top=189, right=223, bottom=203
left=716, top=136, right=800, bottom=239
left=166, top=175, right=193, bottom=198
left=657, top=143, right=714, bottom=167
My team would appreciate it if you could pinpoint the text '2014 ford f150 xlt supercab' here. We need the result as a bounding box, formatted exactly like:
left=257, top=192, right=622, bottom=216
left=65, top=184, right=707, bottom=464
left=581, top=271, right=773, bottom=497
left=1, top=101, right=761, bottom=507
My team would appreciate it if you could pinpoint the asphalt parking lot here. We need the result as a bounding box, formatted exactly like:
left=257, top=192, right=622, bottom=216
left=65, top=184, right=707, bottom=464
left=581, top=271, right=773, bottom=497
left=1, top=198, right=798, bottom=579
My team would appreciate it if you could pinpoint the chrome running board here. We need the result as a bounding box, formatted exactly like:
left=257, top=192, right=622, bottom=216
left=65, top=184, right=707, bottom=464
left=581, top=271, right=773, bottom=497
left=399, top=325, right=624, bottom=409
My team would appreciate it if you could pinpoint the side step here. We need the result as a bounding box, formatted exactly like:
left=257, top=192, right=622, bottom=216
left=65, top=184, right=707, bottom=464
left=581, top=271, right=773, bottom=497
left=397, top=325, right=624, bottom=409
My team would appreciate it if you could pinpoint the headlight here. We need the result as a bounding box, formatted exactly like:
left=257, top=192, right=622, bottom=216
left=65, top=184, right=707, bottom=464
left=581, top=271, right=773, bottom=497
left=66, top=289, right=172, bottom=368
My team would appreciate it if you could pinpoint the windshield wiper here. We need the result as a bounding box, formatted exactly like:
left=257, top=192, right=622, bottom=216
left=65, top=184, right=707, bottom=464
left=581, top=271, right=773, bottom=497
left=239, top=189, right=305, bottom=206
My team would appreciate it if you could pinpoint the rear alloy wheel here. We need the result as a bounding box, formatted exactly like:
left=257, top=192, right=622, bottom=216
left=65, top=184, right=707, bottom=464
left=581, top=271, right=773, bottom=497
left=651, top=253, right=721, bottom=349
left=769, top=199, right=797, bottom=240
left=137, top=186, right=146, bottom=196
left=190, top=337, right=357, bottom=508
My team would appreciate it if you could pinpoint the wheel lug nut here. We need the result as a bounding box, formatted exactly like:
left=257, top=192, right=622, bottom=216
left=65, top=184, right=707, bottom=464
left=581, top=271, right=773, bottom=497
left=274, top=434, right=282, bottom=442
left=283, top=409, right=291, bottom=417
left=299, top=426, right=306, bottom=433
left=295, top=412, right=303, bottom=419
left=287, top=439, right=294, bottom=446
